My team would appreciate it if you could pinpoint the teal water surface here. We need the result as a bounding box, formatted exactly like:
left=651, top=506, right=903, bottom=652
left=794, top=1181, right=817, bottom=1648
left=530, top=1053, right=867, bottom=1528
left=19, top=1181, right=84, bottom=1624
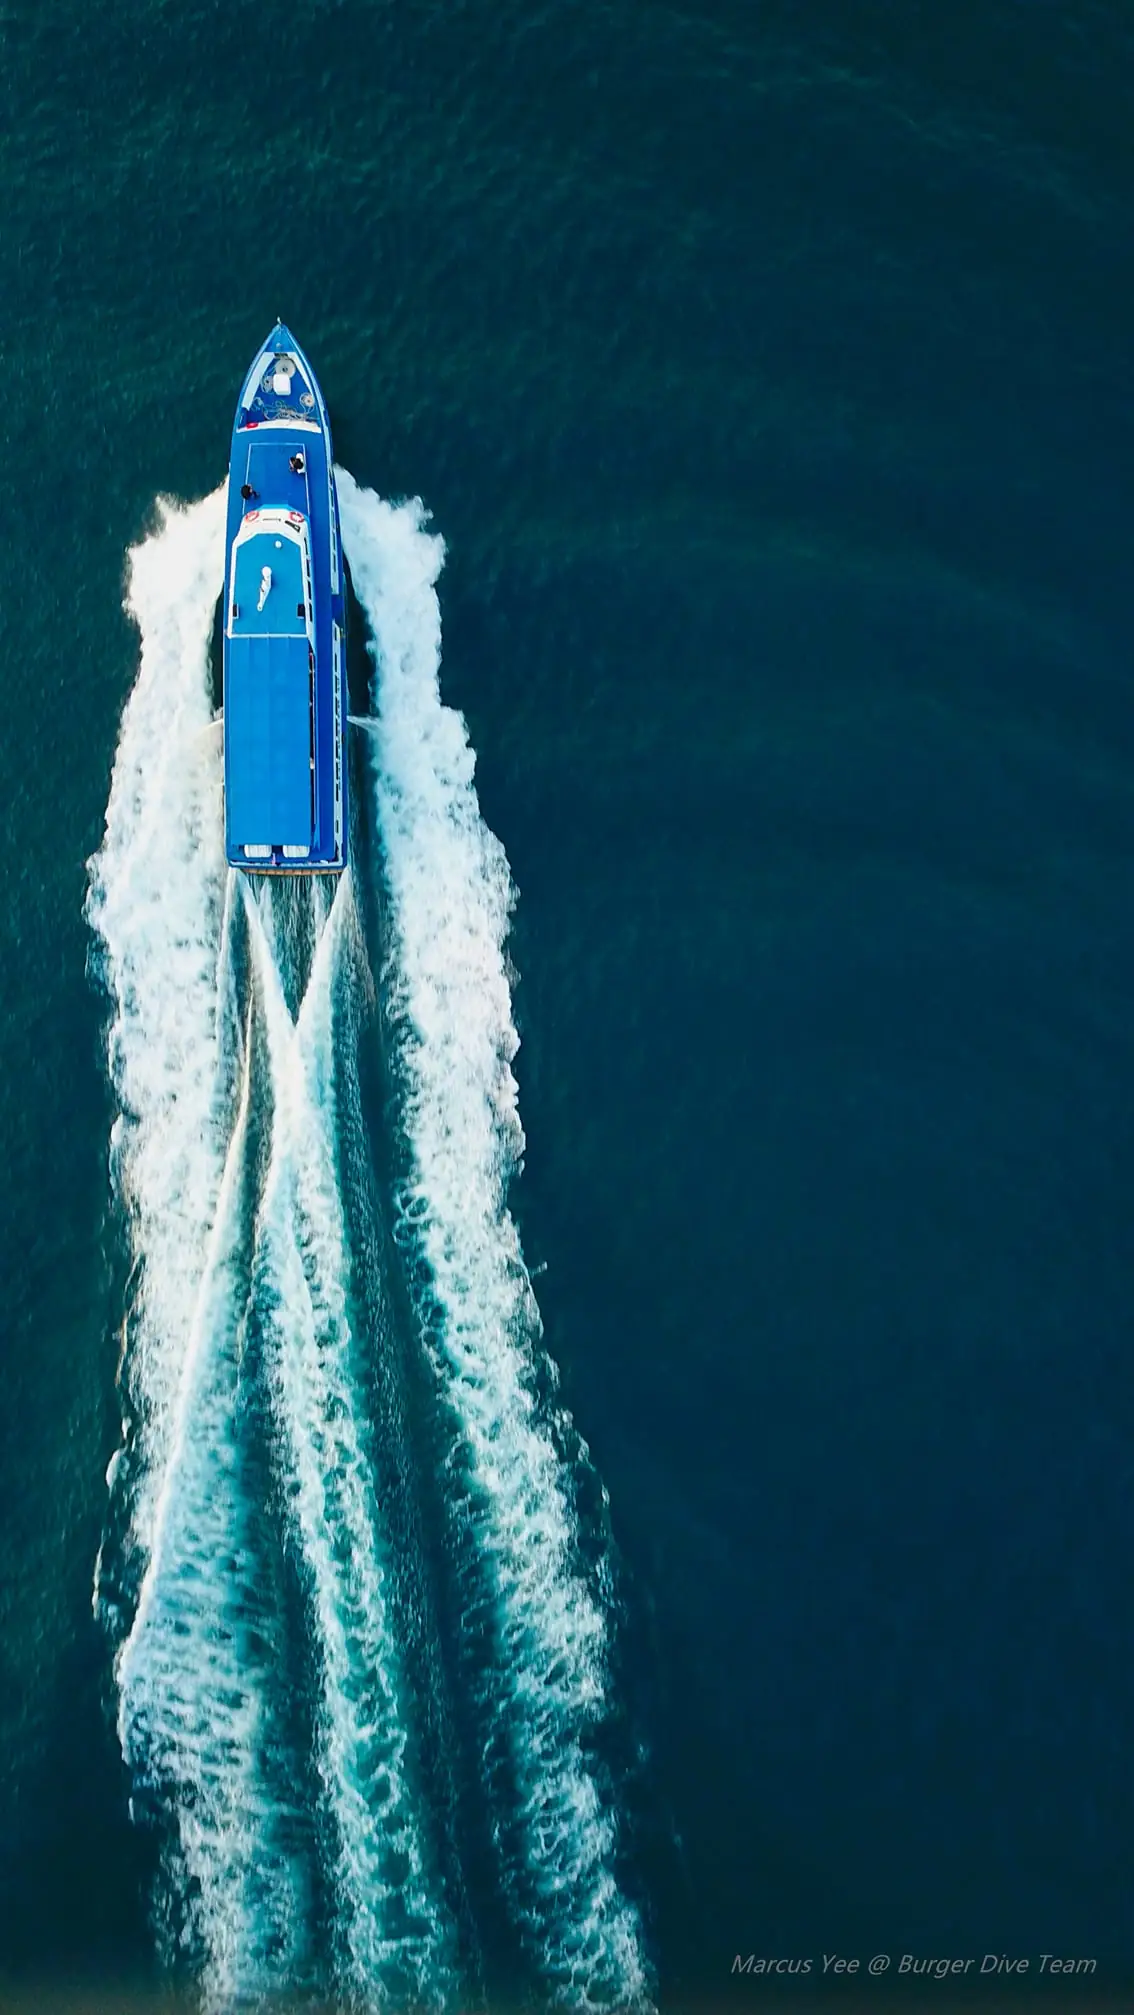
left=1, top=0, right=1133, bottom=2004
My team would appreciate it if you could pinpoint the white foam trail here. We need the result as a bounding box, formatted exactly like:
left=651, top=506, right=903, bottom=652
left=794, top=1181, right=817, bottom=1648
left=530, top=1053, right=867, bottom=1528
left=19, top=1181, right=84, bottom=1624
left=245, top=876, right=456, bottom=2009
left=87, top=492, right=310, bottom=1999
left=117, top=992, right=310, bottom=1996
left=339, top=471, right=651, bottom=2010
left=87, top=490, right=230, bottom=1578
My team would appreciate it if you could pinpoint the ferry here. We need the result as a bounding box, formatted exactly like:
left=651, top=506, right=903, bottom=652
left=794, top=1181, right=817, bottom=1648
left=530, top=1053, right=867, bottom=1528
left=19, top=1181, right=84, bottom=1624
left=223, top=323, right=346, bottom=872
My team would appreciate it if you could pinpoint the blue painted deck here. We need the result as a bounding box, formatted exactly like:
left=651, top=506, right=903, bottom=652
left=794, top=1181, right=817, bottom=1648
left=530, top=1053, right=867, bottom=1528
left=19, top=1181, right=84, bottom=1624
left=222, top=322, right=346, bottom=872
left=225, top=635, right=313, bottom=847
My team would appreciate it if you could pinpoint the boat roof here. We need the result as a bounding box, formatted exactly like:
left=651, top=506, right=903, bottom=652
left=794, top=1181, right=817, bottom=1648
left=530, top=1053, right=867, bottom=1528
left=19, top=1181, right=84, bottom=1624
left=230, top=527, right=307, bottom=636
left=226, top=632, right=313, bottom=848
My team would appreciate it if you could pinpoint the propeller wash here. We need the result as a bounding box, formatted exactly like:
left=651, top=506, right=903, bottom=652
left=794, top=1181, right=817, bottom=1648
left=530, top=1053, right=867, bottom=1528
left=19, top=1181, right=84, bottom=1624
left=85, top=479, right=651, bottom=2012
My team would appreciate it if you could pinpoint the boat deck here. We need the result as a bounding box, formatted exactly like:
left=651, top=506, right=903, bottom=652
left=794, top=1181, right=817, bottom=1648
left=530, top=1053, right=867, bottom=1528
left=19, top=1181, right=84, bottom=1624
left=226, top=633, right=314, bottom=850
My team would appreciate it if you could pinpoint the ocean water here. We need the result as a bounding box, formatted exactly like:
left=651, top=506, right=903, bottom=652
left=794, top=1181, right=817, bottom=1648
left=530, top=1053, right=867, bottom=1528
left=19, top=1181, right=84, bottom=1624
left=1, top=0, right=1133, bottom=2006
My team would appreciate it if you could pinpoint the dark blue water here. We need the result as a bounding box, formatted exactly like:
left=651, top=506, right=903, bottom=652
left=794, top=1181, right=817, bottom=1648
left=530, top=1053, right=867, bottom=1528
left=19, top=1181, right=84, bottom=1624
left=1, top=0, right=1132, bottom=2005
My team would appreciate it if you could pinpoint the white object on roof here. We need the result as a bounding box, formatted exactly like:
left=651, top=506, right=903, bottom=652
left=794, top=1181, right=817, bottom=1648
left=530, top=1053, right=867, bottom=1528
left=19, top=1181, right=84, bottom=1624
left=243, top=845, right=272, bottom=860
left=272, top=369, right=292, bottom=394
left=257, top=565, right=272, bottom=612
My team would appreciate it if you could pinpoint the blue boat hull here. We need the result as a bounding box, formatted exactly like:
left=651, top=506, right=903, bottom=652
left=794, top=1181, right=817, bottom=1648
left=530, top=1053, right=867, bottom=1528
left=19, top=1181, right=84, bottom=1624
left=223, top=323, right=347, bottom=873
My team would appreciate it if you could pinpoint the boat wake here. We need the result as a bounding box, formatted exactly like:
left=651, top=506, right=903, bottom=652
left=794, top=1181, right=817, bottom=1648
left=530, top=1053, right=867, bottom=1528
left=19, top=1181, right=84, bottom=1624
left=86, top=481, right=651, bottom=2011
